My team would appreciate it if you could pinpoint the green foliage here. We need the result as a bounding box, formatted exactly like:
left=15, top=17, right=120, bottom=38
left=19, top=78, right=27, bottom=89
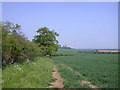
left=57, top=49, right=80, bottom=54
left=2, top=57, right=53, bottom=88
left=50, top=53, right=78, bottom=57
left=59, top=45, right=72, bottom=49
left=0, top=22, right=1, bottom=88
left=53, top=50, right=118, bottom=88
left=1, top=21, right=43, bottom=66
left=33, top=27, right=59, bottom=56
left=0, top=69, right=2, bottom=89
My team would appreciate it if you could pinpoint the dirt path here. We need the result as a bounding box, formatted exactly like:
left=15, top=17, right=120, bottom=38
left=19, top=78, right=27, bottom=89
left=61, top=64, right=100, bottom=90
left=48, top=65, right=64, bottom=88
left=81, top=81, right=100, bottom=90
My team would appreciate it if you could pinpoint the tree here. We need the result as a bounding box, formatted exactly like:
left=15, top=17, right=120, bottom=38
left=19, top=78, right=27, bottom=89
left=0, top=22, right=2, bottom=68
left=2, top=21, right=25, bottom=64
left=33, top=27, right=59, bottom=56
left=59, top=45, right=72, bottom=49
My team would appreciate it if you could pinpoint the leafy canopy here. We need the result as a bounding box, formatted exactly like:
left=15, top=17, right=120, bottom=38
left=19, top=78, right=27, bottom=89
left=33, top=27, right=59, bottom=55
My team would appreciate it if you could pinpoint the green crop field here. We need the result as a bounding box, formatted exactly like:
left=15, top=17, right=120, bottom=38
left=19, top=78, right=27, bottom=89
left=52, top=49, right=118, bottom=88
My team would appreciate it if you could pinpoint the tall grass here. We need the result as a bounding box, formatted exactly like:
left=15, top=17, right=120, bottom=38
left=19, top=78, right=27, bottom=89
left=2, top=57, right=53, bottom=88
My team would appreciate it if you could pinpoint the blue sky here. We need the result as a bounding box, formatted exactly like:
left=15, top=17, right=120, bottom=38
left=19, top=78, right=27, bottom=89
left=2, top=2, right=118, bottom=49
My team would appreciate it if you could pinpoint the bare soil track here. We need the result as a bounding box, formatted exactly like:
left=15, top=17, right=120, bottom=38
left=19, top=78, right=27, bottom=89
left=48, top=65, right=64, bottom=88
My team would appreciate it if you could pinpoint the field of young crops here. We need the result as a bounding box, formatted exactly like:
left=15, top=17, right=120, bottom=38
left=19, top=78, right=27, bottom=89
left=52, top=49, right=118, bottom=88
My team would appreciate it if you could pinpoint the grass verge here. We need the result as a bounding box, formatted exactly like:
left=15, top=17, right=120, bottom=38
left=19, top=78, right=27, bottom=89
left=2, top=57, right=53, bottom=88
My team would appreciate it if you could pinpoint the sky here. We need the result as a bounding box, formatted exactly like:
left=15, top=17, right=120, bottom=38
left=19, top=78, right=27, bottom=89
left=2, top=2, right=118, bottom=49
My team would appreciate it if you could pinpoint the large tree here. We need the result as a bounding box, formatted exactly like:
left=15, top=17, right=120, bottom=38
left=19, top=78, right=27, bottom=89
left=33, top=27, right=59, bottom=56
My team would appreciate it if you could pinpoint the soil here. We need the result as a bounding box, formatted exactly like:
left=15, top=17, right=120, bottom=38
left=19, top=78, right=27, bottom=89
left=48, top=65, right=64, bottom=88
left=81, top=80, right=100, bottom=89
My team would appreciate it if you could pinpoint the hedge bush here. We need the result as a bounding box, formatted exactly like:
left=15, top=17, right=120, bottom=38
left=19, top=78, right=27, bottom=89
left=1, top=21, right=44, bottom=66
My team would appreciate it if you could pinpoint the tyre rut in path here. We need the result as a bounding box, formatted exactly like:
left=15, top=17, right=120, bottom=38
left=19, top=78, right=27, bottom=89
left=61, top=64, right=101, bottom=90
left=48, top=64, right=64, bottom=88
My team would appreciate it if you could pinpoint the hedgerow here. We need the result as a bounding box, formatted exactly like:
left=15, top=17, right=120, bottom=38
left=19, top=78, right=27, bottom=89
left=50, top=53, right=78, bottom=57
left=1, top=21, right=44, bottom=66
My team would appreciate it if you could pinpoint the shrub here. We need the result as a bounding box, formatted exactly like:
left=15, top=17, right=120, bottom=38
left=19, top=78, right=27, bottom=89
left=1, top=21, right=44, bottom=66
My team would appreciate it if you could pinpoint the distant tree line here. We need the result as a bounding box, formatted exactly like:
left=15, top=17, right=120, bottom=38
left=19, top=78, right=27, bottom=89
left=59, top=45, right=71, bottom=49
left=1, top=21, right=59, bottom=66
